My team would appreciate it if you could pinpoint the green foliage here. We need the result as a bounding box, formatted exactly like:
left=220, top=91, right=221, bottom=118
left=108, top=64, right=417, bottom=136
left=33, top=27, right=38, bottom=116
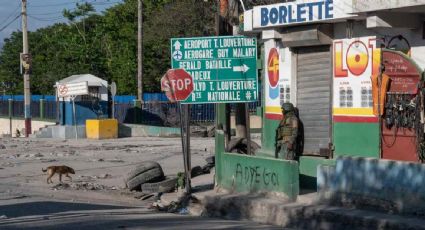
left=0, top=0, right=216, bottom=95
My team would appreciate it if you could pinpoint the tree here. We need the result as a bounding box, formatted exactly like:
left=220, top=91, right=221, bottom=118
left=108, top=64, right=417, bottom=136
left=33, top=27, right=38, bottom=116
left=0, top=0, right=217, bottom=95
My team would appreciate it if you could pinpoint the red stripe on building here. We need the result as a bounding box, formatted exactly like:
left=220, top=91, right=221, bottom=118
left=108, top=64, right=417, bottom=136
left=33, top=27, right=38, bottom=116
left=266, top=113, right=282, bottom=120
left=333, top=116, right=378, bottom=123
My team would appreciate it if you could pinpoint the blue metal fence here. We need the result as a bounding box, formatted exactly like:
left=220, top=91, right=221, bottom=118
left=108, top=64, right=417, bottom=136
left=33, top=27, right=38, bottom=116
left=0, top=94, right=261, bottom=125
left=0, top=100, right=8, bottom=116
left=0, top=95, right=56, bottom=101
left=44, top=101, right=57, bottom=120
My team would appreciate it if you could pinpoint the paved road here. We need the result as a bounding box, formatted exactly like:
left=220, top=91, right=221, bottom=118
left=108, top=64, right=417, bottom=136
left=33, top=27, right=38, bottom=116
left=0, top=137, right=283, bottom=229
left=0, top=197, right=284, bottom=230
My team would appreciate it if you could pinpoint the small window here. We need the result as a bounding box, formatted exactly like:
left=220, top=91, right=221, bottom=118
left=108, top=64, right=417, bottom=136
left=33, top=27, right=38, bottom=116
left=81, top=87, right=100, bottom=101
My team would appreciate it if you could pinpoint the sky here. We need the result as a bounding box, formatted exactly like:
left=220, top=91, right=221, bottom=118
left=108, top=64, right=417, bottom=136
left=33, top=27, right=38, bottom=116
left=0, top=0, right=123, bottom=47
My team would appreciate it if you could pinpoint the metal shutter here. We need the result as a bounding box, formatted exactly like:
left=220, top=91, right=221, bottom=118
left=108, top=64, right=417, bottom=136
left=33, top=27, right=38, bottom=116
left=296, top=46, right=331, bottom=155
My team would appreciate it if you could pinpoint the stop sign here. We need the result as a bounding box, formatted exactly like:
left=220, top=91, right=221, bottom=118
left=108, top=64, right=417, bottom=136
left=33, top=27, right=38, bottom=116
left=161, top=69, right=194, bottom=102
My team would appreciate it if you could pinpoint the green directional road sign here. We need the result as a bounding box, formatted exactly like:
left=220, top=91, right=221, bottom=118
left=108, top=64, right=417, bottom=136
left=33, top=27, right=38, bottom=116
left=171, top=36, right=258, bottom=104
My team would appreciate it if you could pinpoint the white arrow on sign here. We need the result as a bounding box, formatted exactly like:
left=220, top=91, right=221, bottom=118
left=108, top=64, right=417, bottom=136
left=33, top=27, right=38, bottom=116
left=233, top=64, right=250, bottom=73
left=173, top=41, right=182, bottom=50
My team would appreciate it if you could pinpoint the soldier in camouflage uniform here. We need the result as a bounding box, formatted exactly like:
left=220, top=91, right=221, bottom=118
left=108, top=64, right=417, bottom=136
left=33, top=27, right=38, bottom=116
left=275, top=103, right=299, bottom=160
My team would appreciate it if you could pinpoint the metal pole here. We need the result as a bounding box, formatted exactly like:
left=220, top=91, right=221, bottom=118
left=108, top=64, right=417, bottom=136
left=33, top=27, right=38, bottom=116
left=178, top=102, right=190, bottom=193
left=185, top=104, right=191, bottom=193
left=22, top=0, right=31, bottom=137
left=378, top=44, right=384, bottom=158
left=8, top=99, right=12, bottom=136
left=56, top=90, right=60, bottom=124
left=137, top=0, right=143, bottom=102
left=245, top=104, right=252, bottom=155
left=112, top=97, right=115, bottom=119
left=72, top=97, right=78, bottom=140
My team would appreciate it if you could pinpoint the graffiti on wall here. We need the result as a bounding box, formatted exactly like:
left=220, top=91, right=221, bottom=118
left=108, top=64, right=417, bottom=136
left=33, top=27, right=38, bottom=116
left=333, top=36, right=380, bottom=122
left=234, top=163, right=279, bottom=186
left=265, top=40, right=292, bottom=120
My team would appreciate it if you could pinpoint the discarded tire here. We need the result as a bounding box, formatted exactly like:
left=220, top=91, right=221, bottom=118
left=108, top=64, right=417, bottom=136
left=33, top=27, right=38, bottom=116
left=226, top=138, right=244, bottom=152
left=141, top=176, right=178, bottom=194
left=241, top=138, right=261, bottom=151
left=191, top=166, right=203, bottom=178
left=125, top=161, right=161, bottom=183
left=226, top=138, right=261, bottom=154
left=127, top=167, right=164, bottom=191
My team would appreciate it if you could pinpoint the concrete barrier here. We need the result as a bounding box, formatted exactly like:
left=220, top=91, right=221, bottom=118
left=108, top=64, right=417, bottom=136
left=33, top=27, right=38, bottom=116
left=318, top=156, right=425, bottom=214
left=118, top=124, right=180, bottom=137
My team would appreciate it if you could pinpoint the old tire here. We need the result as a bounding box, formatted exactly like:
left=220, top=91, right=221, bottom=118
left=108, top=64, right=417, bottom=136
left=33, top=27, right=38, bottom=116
left=127, top=167, right=164, bottom=191
left=226, top=138, right=244, bottom=152
left=125, top=161, right=161, bottom=183
left=141, top=176, right=178, bottom=194
left=191, top=166, right=203, bottom=178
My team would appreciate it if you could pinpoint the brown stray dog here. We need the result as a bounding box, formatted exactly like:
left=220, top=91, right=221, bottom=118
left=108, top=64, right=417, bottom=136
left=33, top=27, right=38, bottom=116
left=42, top=165, right=75, bottom=184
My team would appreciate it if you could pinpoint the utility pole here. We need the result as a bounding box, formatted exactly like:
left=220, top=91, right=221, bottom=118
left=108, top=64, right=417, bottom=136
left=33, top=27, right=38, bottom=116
left=21, top=0, right=31, bottom=137
left=137, top=0, right=143, bottom=102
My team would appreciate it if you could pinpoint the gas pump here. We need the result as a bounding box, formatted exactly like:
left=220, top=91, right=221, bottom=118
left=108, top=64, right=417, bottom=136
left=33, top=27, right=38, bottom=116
left=378, top=43, right=424, bottom=162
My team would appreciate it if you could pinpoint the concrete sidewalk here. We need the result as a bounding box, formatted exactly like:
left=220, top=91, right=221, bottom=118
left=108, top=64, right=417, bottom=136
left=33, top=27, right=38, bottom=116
left=159, top=171, right=425, bottom=230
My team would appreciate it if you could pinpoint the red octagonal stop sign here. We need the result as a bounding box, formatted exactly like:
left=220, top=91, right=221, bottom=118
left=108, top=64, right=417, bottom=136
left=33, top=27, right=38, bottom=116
left=161, top=69, right=194, bottom=102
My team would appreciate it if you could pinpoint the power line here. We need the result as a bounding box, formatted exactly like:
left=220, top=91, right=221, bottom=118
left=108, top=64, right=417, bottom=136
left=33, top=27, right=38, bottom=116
left=29, top=1, right=82, bottom=8
left=27, top=15, right=65, bottom=22
left=0, top=4, right=21, bottom=28
left=28, top=0, right=120, bottom=8
left=28, top=1, right=121, bottom=16
left=29, top=11, right=69, bottom=16
left=0, top=15, right=21, bottom=33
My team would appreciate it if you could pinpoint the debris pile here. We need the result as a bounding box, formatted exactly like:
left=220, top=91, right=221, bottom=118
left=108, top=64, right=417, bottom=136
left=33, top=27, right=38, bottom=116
left=51, top=182, right=117, bottom=191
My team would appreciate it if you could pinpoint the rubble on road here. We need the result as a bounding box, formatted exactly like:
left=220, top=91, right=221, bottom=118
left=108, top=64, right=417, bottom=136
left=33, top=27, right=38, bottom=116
left=40, top=159, right=57, bottom=163
left=105, top=158, right=124, bottom=163
left=1, top=162, right=15, bottom=167
left=51, top=182, right=118, bottom=191
left=26, top=153, right=44, bottom=158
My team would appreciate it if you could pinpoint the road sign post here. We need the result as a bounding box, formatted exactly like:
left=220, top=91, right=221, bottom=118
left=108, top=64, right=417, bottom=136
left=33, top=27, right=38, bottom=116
left=161, top=69, right=194, bottom=193
left=111, top=82, right=117, bottom=119
left=71, top=95, right=78, bottom=140
left=167, top=35, right=258, bottom=195
left=171, top=36, right=258, bottom=104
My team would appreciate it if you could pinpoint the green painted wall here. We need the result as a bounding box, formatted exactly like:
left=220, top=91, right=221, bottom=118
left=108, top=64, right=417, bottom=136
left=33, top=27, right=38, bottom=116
left=259, top=118, right=280, bottom=157
left=220, top=152, right=299, bottom=200
left=299, top=156, right=335, bottom=190
left=215, top=131, right=299, bottom=200
left=333, top=122, right=380, bottom=158
left=299, top=156, right=335, bottom=177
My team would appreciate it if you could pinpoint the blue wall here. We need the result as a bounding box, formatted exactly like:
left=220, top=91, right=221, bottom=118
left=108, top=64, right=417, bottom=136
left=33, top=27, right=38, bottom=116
left=0, top=95, right=56, bottom=101
left=114, top=93, right=168, bottom=103
left=1, top=93, right=168, bottom=103
left=60, top=101, right=109, bottom=126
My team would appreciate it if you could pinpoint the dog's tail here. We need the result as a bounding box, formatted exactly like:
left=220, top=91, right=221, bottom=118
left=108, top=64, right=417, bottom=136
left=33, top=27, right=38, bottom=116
left=42, top=168, right=47, bottom=172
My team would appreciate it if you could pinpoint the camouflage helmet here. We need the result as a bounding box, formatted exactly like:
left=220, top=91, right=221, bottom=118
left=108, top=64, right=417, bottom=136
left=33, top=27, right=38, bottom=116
left=281, top=103, right=294, bottom=113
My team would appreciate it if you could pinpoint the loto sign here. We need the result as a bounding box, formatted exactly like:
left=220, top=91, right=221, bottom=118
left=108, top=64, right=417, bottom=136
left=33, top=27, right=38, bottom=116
left=161, top=69, right=194, bottom=102
left=57, top=81, right=89, bottom=98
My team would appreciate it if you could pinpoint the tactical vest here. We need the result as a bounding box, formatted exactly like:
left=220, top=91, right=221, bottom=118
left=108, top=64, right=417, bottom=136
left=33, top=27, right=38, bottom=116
left=277, top=116, right=295, bottom=140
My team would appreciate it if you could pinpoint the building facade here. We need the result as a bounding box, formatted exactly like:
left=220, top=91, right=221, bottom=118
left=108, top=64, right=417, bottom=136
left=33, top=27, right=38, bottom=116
left=215, top=0, right=425, bottom=199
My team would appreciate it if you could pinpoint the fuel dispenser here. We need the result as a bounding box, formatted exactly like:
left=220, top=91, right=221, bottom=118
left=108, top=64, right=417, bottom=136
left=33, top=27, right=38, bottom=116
left=379, top=49, right=424, bottom=162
